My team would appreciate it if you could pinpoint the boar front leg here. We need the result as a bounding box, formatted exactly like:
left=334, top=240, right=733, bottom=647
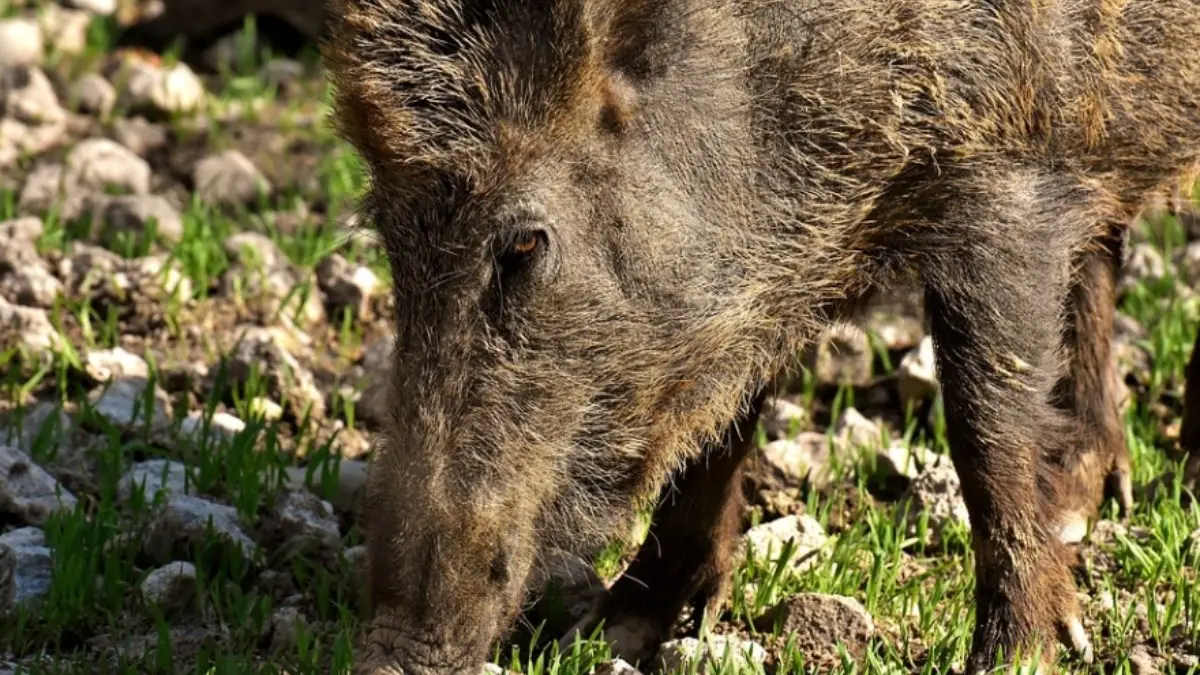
left=560, top=391, right=766, bottom=666
left=920, top=169, right=1095, bottom=672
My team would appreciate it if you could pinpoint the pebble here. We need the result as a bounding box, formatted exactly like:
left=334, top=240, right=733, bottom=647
left=225, top=327, right=326, bottom=421
left=37, top=6, right=90, bottom=55
left=593, top=660, right=641, bottom=675
left=144, top=495, right=256, bottom=564
left=761, top=433, right=832, bottom=488
left=739, top=514, right=829, bottom=572
left=809, top=325, right=874, bottom=387
left=754, top=593, right=875, bottom=665
left=834, top=407, right=883, bottom=450
left=316, top=253, right=380, bottom=318
left=1129, top=645, right=1161, bottom=675
left=2, top=66, right=65, bottom=125
left=178, top=411, right=246, bottom=445
left=148, top=63, right=205, bottom=114
left=284, top=459, right=367, bottom=516
left=194, top=150, right=271, bottom=207
left=761, top=396, right=808, bottom=440
left=0, top=527, right=53, bottom=612
left=140, top=561, right=197, bottom=615
left=84, top=346, right=149, bottom=383
left=268, top=606, right=307, bottom=653
left=657, top=635, right=767, bottom=674
left=110, top=116, right=167, bottom=156
left=0, top=444, right=77, bottom=525
left=87, top=377, right=173, bottom=432
left=101, top=194, right=184, bottom=244
left=0, top=265, right=62, bottom=308
left=875, top=442, right=948, bottom=483
left=0, top=217, right=42, bottom=242
left=117, top=459, right=193, bottom=503
left=0, top=296, right=60, bottom=356
left=896, top=335, right=937, bottom=411
left=0, top=19, right=44, bottom=69
left=895, top=464, right=971, bottom=548
left=63, top=138, right=152, bottom=196
left=266, top=489, right=342, bottom=562
left=1118, top=243, right=1166, bottom=294
left=64, top=0, right=117, bottom=15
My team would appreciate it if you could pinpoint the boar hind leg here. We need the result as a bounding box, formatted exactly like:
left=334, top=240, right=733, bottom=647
left=921, top=170, right=1094, bottom=672
left=1051, top=227, right=1134, bottom=541
left=1178, top=329, right=1200, bottom=490
left=560, top=391, right=765, bottom=666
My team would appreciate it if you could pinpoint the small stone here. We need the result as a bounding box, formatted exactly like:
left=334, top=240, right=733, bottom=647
left=57, top=242, right=121, bottom=293
left=593, top=660, right=641, bottom=675
left=84, top=346, right=149, bottom=383
left=0, top=117, right=67, bottom=168
left=179, top=411, right=245, bottom=445
left=194, top=150, right=271, bottom=207
left=102, top=194, right=183, bottom=244
left=223, top=232, right=285, bottom=270
left=761, top=397, right=808, bottom=439
left=2, top=66, right=65, bottom=125
left=266, top=489, right=342, bottom=562
left=1119, top=243, right=1166, bottom=294
left=0, top=217, right=42, bottom=243
left=248, top=397, right=284, bottom=421
left=0, top=445, right=77, bottom=525
left=127, top=254, right=192, bottom=300
left=118, top=459, right=192, bottom=503
left=754, top=593, right=875, bottom=665
left=140, top=561, right=196, bottom=615
left=343, top=545, right=366, bottom=577
left=223, top=327, right=325, bottom=421
left=63, top=138, right=151, bottom=196
left=875, top=442, right=948, bottom=483
left=0, top=296, right=60, bottom=356
left=37, top=6, right=90, bottom=55
left=17, top=163, right=68, bottom=216
left=834, top=407, right=882, bottom=450
left=261, top=59, right=305, bottom=89
left=0, top=402, right=72, bottom=457
left=64, top=0, right=117, bottom=15
left=526, top=549, right=605, bottom=635
left=480, top=665, right=505, bottom=675
left=0, top=19, right=44, bottom=69
left=285, top=459, right=367, bottom=516
left=1129, top=645, right=1161, bottom=675
left=269, top=606, right=307, bottom=653
left=864, top=286, right=925, bottom=351
left=657, top=635, right=767, bottom=674
left=809, top=325, right=874, bottom=388
left=896, top=336, right=937, bottom=412
left=739, top=514, right=829, bottom=572
left=895, top=464, right=971, bottom=548
left=110, top=117, right=167, bottom=156
left=761, top=433, right=832, bottom=488
left=148, top=63, right=205, bottom=114
left=316, top=253, right=380, bottom=318
left=87, top=377, right=172, bottom=432
left=144, top=495, right=256, bottom=564
left=0, top=527, right=52, bottom=611
left=0, top=265, right=62, bottom=308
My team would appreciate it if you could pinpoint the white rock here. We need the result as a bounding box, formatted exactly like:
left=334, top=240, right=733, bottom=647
left=875, top=442, right=948, bottom=482
left=834, top=407, right=882, bottom=450
left=316, top=253, right=379, bottom=317
left=269, top=489, right=341, bottom=560
left=148, top=63, right=205, bottom=114
left=739, top=514, right=829, bottom=572
left=0, top=217, right=42, bottom=242
left=0, top=444, right=77, bottom=525
left=194, top=150, right=271, bottom=207
left=118, top=459, right=192, bottom=503
left=593, top=660, right=641, bottom=675
left=71, top=73, right=115, bottom=116
left=179, top=411, right=245, bottom=445
left=761, top=433, right=832, bottom=487
left=88, top=377, right=172, bottom=432
left=140, top=561, right=196, bottom=615
left=657, top=635, right=767, bottom=674
left=0, top=265, right=62, bottom=308
left=754, top=593, right=875, bottom=664
left=101, top=194, right=184, bottom=244
left=0, top=526, right=52, bottom=611
left=895, top=464, right=971, bottom=548
left=63, top=138, right=151, bottom=196
left=85, top=346, right=149, bottom=383
left=144, top=495, right=256, bottom=563
left=0, top=296, right=60, bottom=356
left=36, top=6, right=90, bottom=55
left=761, top=397, right=808, bottom=439
left=896, top=336, right=937, bottom=411
left=2, top=66, right=65, bottom=125
left=0, top=19, right=43, bottom=69
left=64, top=0, right=117, bottom=15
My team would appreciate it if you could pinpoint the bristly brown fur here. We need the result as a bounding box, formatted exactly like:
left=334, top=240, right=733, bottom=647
left=321, top=1, right=1200, bottom=673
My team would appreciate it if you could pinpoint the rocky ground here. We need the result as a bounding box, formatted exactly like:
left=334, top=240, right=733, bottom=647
left=0, top=2, right=1198, bottom=674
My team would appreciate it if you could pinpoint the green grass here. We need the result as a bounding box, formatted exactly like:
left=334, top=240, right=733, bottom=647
left=0, top=3, right=1198, bottom=674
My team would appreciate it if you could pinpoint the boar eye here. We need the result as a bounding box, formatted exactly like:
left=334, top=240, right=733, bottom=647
left=497, top=229, right=549, bottom=272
